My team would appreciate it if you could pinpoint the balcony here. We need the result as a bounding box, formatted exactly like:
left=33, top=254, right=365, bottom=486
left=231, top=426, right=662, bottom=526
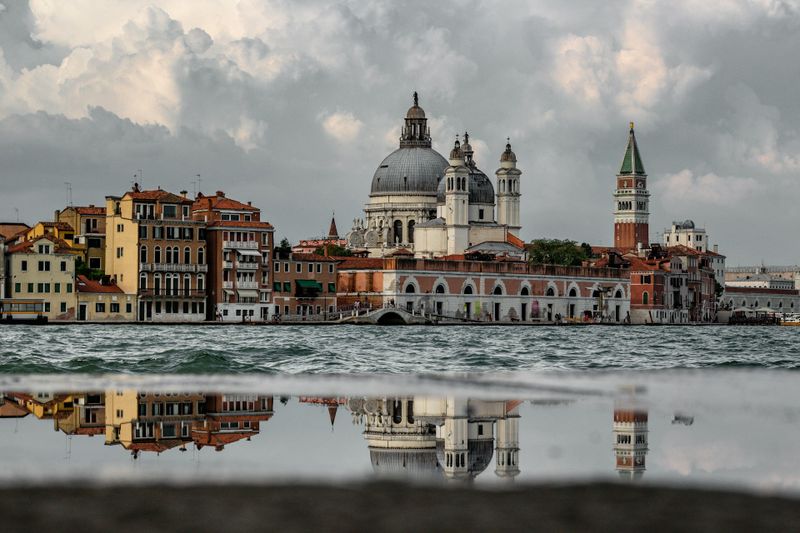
left=222, top=281, right=258, bottom=290
left=140, top=263, right=208, bottom=273
left=222, top=261, right=233, bottom=270
left=139, top=289, right=207, bottom=299
left=223, top=240, right=258, bottom=250
left=235, top=262, right=259, bottom=270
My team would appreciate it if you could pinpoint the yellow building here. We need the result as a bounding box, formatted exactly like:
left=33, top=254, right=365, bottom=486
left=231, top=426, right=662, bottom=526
left=76, top=275, right=136, bottom=321
left=24, top=221, right=76, bottom=247
left=6, top=235, right=77, bottom=320
left=106, top=185, right=208, bottom=321
left=57, top=206, right=107, bottom=272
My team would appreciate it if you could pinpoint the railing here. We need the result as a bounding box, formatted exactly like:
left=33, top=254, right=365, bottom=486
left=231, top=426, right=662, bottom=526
left=222, top=261, right=233, bottom=270
left=139, top=289, right=207, bottom=298
left=383, top=258, right=630, bottom=279
left=222, top=281, right=259, bottom=290
left=235, top=262, right=259, bottom=270
left=140, top=263, right=208, bottom=273
left=223, top=241, right=258, bottom=250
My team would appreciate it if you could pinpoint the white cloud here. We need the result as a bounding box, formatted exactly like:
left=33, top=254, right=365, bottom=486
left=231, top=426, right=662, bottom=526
left=656, top=169, right=759, bottom=205
left=321, top=110, right=363, bottom=143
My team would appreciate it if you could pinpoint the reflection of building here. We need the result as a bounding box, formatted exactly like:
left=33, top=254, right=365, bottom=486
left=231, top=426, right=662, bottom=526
left=192, top=394, right=274, bottom=451
left=348, top=397, right=521, bottom=481
left=613, top=399, right=649, bottom=481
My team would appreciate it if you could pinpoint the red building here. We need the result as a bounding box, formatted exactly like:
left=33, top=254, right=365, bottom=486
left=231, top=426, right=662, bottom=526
left=271, top=252, right=338, bottom=319
left=192, top=191, right=274, bottom=321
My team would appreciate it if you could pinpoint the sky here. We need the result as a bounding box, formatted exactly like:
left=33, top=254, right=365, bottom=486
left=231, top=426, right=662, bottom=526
left=1, top=0, right=799, bottom=265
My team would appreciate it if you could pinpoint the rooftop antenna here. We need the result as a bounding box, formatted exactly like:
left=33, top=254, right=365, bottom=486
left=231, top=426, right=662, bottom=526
left=64, top=181, right=73, bottom=207
left=14, top=207, right=19, bottom=222
left=136, top=169, right=143, bottom=188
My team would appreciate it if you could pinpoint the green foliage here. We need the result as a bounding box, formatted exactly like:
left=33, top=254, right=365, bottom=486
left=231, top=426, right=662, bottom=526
left=75, top=259, right=104, bottom=280
left=275, top=237, right=292, bottom=258
left=526, top=239, right=591, bottom=267
left=314, top=244, right=352, bottom=257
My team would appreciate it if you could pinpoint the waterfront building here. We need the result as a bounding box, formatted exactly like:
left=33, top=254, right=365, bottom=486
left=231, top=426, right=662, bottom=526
left=726, top=265, right=800, bottom=289
left=724, top=268, right=795, bottom=290
left=271, top=252, right=337, bottom=319
left=719, top=286, right=799, bottom=314
left=292, top=216, right=348, bottom=254
left=75, top=274, right=136, bottom=321
left=4, top=235, right=77, bottom=320
left=613, top=123, right=650, bottom=251
left=626, top=250, right=690, bottom=324
left=346, top=93, right=522, bottom=258
left=105, top=185, right=207, bottom=322
left=336, top=256, right=630, bottom=323
left=57, top=205, right=107, bottom=272
left=192, top=191, right=274, bottom=321
left=0, top=236, right=6, bottom=300
left=662, top=220, right=725, bottom=282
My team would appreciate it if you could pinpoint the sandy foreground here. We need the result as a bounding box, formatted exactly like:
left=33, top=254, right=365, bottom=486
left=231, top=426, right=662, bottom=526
left=2, top=482, right=798, bottom=532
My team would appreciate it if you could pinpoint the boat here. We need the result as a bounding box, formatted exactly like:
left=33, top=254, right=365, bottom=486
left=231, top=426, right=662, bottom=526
left=780, top=313, right=800, bottom=326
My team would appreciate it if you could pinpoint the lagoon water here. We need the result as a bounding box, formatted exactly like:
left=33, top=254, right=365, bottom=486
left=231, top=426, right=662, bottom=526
left=0, top=324, right=798, bottom=374
left=1, top=324, right=799, bottom=493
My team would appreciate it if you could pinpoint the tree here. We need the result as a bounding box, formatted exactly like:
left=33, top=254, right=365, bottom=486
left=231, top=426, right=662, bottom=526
left=314, top=244, right=352, bottom=257
left=275, top=237, right=292, bottom=259
left=526, top=239, right=590, bottom=266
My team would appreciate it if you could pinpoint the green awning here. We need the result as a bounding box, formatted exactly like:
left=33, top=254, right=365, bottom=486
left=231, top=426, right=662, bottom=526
left=296, top=279, right=323, bottom=290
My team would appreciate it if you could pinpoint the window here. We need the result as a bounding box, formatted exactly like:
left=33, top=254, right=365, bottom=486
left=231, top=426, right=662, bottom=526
left=66, top=283, right=73, bottom=293
left=116, top=247, right=124, bottom=258
left=38, top=244, right=51, bottom=254
left=27, top=283, right=34, bottom=293
left=479, top=208, right=484, bottom=220
left=138, top=225, right=148, bottom=239
left=38, top=261, right=50, bottom=271
left=166, top=226, right=177, bottom=239
left=60, top=302, right=66, bottom=313
left=21, top=260, right=27, bottom=271
left=296, top=263, right=302, bottom=273
left=284, top=262, right=289, bottom=272
left=328, top=283, right=336, bottom=293
left=126, top=303, right=132, bottom=314
left=89, top=257, right=101, bottom=269
left=96, top=303, right=106, bottom=313
left=44, top=302, right=50, bottom=312
left=110, top=303, right=120, bottom=313
left=163, top=205, right=177, bottom=218
left=14, top=283, right=20, bottom=293
left=140, top=245, right=148, bottom=263
left=273, top=282, right=281, bottom=292
left=182, top=205, right=189, bottom=218
left=283, top=282, right=291, bottom=292
left=642, top=292, right=649, bottom=305
left=328, top=264, right=334, bottom=274
left=274, top=262, right=280, bottom=272
left=197, top=275, right=205, bottom=292
left=54, top=283, right=61, bottom=293
left=198, top=248, right=204, bottom=264
left=116, top=224, right=124, bottom=233
left=184, top=247, right=191, bottom=264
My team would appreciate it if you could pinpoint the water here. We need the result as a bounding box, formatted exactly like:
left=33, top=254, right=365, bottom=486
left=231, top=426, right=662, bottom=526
left=0, top=324, right=798, bottom=373
left=1, top=324, right=799, bottom=493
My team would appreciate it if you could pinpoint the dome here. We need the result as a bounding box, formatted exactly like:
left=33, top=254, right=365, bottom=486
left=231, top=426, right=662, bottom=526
left=370, top=147, right=448, bottom=196
left=370, top=448, right=441, bottom=478
left=435, top=439, right=494, bottom=479
left=500, top=141, right=517, bottom=163
left=436, top=167, right=495, bottom=204
left=406, top=105, right=426, bottom=119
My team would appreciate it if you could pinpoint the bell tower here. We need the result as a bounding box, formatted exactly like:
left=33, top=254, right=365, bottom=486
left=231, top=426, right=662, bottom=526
left=613, top=123, right=650, bottom=250
left=445, top=137, right=470, bottom=255
left=496, top=139, right=521, bottom=236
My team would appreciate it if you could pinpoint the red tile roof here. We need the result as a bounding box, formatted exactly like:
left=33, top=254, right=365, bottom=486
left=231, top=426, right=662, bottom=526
left=506, top=233, right=525, bottom=249
left=0, top=223, right=30, bottom=240
left=335, top=257, right=384, bottom=270
left=74, top=206, right=106, bottom=215
left=193, top=193, right=259, bottom=212
left=76, top=275, right=124, bottom=294
left=6, top=236, right=73, bottom=254
left=39, top=221, right=75, bottom=231
left=128, top=189, right=193, bottom=204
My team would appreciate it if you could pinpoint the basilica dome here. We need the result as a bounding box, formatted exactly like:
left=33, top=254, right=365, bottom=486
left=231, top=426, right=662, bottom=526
left=436, top=167, right=495, bottom=205
left=370, top=147, right=448, bottom=197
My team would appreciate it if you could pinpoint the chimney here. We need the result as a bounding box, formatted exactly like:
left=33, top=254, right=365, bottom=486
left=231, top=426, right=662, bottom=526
left=89, top=204, right=94, bottom=208
left=54, top=210, right=60, bottom=222
left=713, top=244, right=718, bottom=253
left=247, top=201, right=252, bottom=206
left=180, top=190, right=188, bottom=198
left=216, top=190, right=225, bottom=198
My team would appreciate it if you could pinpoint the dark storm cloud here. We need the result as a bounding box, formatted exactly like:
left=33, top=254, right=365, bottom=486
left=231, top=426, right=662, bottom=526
left=1, top=0, right=799, bottom=263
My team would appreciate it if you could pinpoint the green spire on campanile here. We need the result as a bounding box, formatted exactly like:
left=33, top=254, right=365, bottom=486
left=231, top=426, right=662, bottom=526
left=619, top=122, right=646, bottom=175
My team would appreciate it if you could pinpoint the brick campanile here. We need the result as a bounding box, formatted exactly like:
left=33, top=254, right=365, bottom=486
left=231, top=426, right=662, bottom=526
left=613, top=122, right=650, bottom=250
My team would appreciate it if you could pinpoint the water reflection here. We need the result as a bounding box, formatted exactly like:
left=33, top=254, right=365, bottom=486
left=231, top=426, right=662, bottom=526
left=0, top=389, right=658, bottom=484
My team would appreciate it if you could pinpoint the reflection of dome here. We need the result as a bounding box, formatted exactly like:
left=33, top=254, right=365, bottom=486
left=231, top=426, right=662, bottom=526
left=436, top=168, right=495, bottom=204
left=370, top=448, right=441, bottom=477
left=435, top=439, right=495, bottom=478
left=370, top=148, right=448, bottom=196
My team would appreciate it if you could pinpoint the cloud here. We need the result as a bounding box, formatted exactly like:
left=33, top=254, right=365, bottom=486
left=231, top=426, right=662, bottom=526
left=1, top=0, right=800, bottom=263
left=321, top=111, right=363, bottom=143
left=656, top=169, right=759, bottom=206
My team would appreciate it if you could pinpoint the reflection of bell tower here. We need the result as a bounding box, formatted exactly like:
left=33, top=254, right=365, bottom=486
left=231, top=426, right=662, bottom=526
left=495, top=401, right=521, bottom=479
left=441, top=414, right=470, bottom=480
left=613, top=406, right=648, bottom=480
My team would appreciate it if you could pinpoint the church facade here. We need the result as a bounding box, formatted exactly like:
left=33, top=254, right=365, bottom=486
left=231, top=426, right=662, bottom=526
left=347, top=93, right=522, bottom=259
